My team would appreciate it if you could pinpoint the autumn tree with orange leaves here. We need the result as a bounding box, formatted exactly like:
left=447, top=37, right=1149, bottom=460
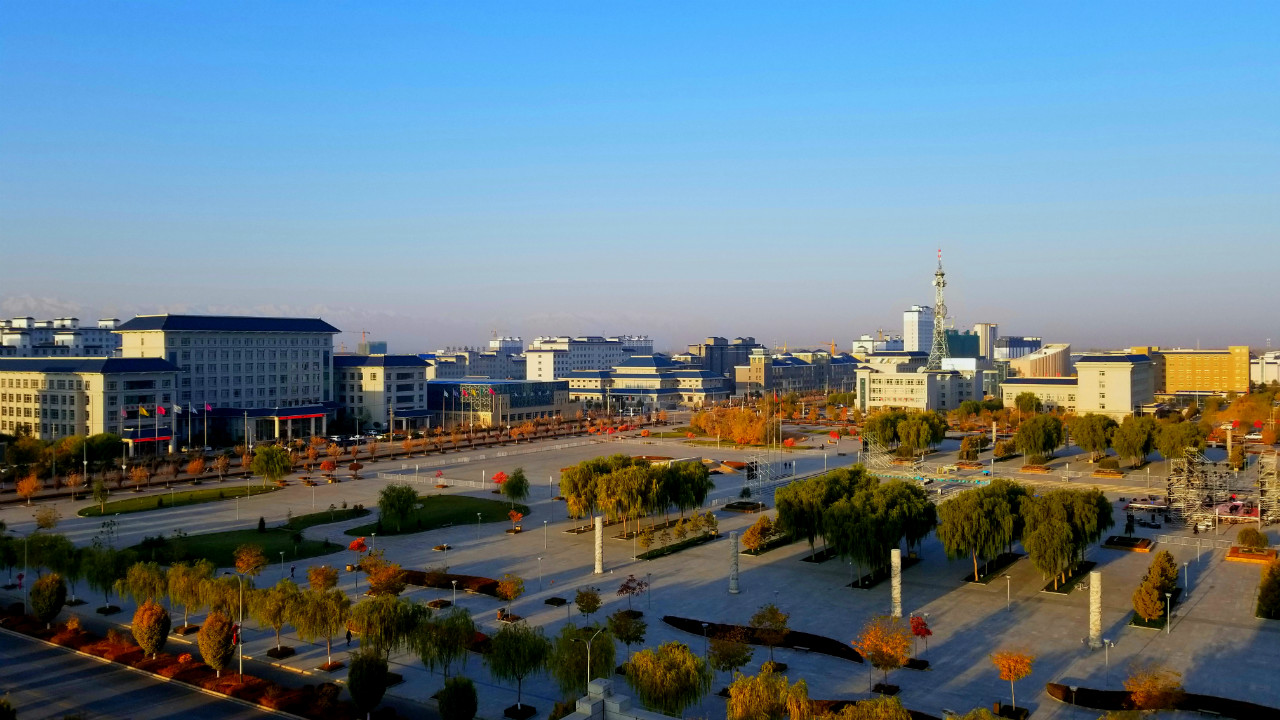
left=853, top=615, right=912, bottom=687
left=990, top=651, right=1034, bottom=711
left=1124, top=661, right=1185, bottom=711
left=16, top=474, right=41, bottom=505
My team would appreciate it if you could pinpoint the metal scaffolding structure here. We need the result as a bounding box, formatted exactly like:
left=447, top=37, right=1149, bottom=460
left=860, top=436, right=896, bottom=469
left=1166, top=446, right=1254, bottom=527
left=1259, top=452, right=1279, bottom=525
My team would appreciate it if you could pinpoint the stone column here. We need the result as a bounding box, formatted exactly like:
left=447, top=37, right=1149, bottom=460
left=594, top=515, right=604, bottom=574
left=1088, top=570, right=1102, bottom=649
left=729, top=531, right=740, bottom=594
left=891, top=548, right=902, bottom=618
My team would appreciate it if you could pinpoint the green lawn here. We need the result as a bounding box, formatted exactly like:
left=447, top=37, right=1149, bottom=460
left=344, top=495, right=530, bottom=536
left=129, top=526, right=344, bottom=569
left=78, top=484, right=279, bottom=517
left=285, top=507, right=370, bottom=531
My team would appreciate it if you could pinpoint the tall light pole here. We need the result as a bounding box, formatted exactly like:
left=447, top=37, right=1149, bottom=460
left=544, top=520, right=548, bottom=549
left=451, top=579, right=457, bottom=607
left=1165, top=592, right=1172, bottom=634
left=701, top=622, right=710, bottom=658
left=223, top=571, right=244, bottom=677
left=280, top=551, right=286, bottom=579
left=573, top=626, right=606, bottom=693
left=1183, top=561, right=1191, bottom=598
left=1004, top=574, right=1012, bottom=612
left=646, top=572, right=652, bottom=610
left=538, top=557, right=544, bottom=591
left=476, top=512, right=481, bottom=539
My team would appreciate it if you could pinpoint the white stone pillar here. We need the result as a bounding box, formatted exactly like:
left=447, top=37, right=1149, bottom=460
left=594, top=515, right=604, bottom=574
left=729, top=531, right=740, bottom=594
left=891, top=548, right=902, bottom=618
left=1089, top=570, right=1102, bottom=649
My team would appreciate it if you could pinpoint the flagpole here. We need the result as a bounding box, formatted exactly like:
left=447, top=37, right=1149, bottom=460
left=156, top=403, right=160, bottom=458
left=203, top=407, right=208, bottom=450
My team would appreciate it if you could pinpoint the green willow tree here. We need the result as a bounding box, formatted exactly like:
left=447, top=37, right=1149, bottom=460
left=485, top=621, right=551, bottom=711
left=549, top=623, right=615, bottom=696
left=251, top=445, right=293, bottom=488
left=1112, top=415, right=1158, bottom=467
left=626, top=642, right=713, bottom=717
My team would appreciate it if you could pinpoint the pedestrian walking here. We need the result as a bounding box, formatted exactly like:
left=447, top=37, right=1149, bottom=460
left=346, top=629, right=352, bottom=647
left=290, top=564, right=295, bottom=578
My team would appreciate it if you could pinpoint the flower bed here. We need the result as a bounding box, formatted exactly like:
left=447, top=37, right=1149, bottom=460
left=402, top=570, right=500, bottom=597
left=1040, top=560, right=1096, bottom=594
left=799, top=547, right=841, bottom=564
left=956, top=461, right=985, bottom=469
left=637, top=532, right=717, bottom=560
left=662, top=615, right=862, bottom=663
left=723, top=501, right=766, bottom=514
left=0, top=610, right=385, bottom=719
left=1102, top=536, right=1152, bottom=552
left=1226, top=546, right=1277, bottom=564
left=1019, top=464, right=1052, bottom=474
left=1092, top=469, right=1126, bottom=479
left=810, top=700, right=939, bottom=720
left=1045, top=681, right=1280, bottom=718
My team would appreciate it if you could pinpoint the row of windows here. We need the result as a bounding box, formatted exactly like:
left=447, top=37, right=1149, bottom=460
left=1, top=377, right=90, bottom=390
left=167, top=335, right=329, bottom=347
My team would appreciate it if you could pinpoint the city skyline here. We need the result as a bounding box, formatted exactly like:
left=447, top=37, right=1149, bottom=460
left=3, top=3, right=1278, bottom=351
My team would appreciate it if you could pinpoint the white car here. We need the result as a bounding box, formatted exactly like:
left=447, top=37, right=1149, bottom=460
left=1244, top=432, right=1263, bottom=441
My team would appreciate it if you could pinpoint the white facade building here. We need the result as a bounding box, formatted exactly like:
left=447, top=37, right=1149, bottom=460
left=526, top=336, right=653, bottom=381
left=852, top=334, right=904, bottom=355
left=0, top=317, right=121, bottom=357
left=902, top=306, right=933, bottom=353
left=854, top=366, right=977, bottom=413
left=1253, top=351, right=1280, bottom=386
left=1074, top=353, right=1155, bottom=420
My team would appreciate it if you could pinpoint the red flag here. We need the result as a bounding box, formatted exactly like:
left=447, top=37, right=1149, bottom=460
left=205, top=403, right=213, bottom=412
left=1232, top=420, right=1240, bottom=429
left=119, top=409, right=127, bottom=418
left=488, top=387, right=495, bottom=395
left=157, top=405, right=167, bottom=415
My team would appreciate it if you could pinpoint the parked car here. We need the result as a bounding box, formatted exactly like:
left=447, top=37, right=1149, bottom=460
left=1244, top=432, right=1264, bottom=441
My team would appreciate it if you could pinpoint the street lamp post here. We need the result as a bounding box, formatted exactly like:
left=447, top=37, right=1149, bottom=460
left=544, top=520, right=548, bottom=549
left=1004, top=574, right=1012, bottom=612
left=646, top=572, right=652, bottom=610
left=280, top=551, right=285, bottom=579
left=573, top=627, right=606, bottom=693
left=476, top=512, right=482, bottom=539
left=223, top=571, right=245, bottom=677
left=451, top=579, right=457, bottom=607
left=1165, top=592, right=1173, bottom=634
left=1183, top=561, right=1191, bottom=598
left=371, top=533, right=376, bottom=551
left=701, top=622, right=710, bottom=658
left=538, top=557, right=543, bottom=591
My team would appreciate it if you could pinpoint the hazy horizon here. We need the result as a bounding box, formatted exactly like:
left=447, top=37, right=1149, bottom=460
left=3, top=3, right=1277, bottom=353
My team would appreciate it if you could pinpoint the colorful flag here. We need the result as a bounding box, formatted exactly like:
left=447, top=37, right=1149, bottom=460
left=139, top=406, right=150, bottom=417
left=157, top=405, right=167, bottom=415
left=119, top=408, right=127, bottom=419
left=190, top=405, right=198, bottom=415
left=205, top=403, right=213, bottom=412
left=487, top=387, right=495, bottom=395
left=173, top=404, right=183, bottom=414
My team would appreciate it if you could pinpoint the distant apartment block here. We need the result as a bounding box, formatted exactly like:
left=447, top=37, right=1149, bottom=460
left=568, top=354, right=730, bottom=410
left=1253, top=351, right=1280, bottom=386
left=854, top=367, right=977, bottom=413
left=994, top=336, right=1043, bottom=360
left=333, top=354, right=432, bottom=432
left=1000, top=377, right=1078, bottom=413
left=973, top=323, right=999, bottom=360
left=852, top=334, right=904, bottom=355
left=0, top=317, right=121, bottom=358
left=902, top=306, right=933, bottom=353
left=734, top=349, right=860, bottom=396
left=526, top=335, right=652, bottom=381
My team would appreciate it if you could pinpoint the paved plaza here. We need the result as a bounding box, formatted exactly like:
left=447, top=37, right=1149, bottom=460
left=3, top=432, right=1278, bottom=719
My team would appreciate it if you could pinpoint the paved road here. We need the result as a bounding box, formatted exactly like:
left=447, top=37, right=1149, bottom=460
left=0, top=630, right=272, bottom=719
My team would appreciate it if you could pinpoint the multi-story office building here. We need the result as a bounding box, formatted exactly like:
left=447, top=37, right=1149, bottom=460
left=733, top=349, right=861, bottom=396
left=902, top=306, right=934, bottom=353
left=1008, top=343, right=1072, bottom=378
left=1075, top=353, right=1155, bottom=420
left=526, top=335, right=652, bottom=381
left=567, top=354, right=731, bottom=410
left=1000, top=377, right=1078, bottom=413
left=680, top=337, right=765, bottom=379
left=356, top=340, right=389, bottom=355
left=427, top=379, right=570, bottom=429
left=994, top=336, right=1043, bottom=360
left=333, top=355, right=432, bottom=433
left=1, top=317, right=121, bottom=358
left=973, top=323, right=999, bottom=360
left=0, top=357, right=179, bottom=452
left=1130, top=346, right=1251, bottom=396
left=115, top=314, right=339, bottom=442
left=853, top=366, right=977, bottom=413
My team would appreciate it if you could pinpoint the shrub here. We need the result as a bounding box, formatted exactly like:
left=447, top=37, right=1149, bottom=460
left=1024, top=455, right=1048, bottom=466
left=1097, top=456, right=1121, bottom=470
left=347, top=651, right=389, bottom=717
left=30, top=573, right=67, bottom=628
left=132, top=600, right=171, bottom=658
left=198, top=610, right=235, bottom=677
left=437, top=676, right=478, bottom=720
left=1258, top=559, right=1280, bottom=620
left=1238, top=527, right=1270, bottom=550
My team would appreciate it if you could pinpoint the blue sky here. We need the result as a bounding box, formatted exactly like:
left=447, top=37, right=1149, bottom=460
left=2, top=2, right=1277, bottom=353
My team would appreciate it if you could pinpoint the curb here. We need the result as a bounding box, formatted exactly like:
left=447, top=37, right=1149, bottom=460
left=0, top=625, right=311, bottom=720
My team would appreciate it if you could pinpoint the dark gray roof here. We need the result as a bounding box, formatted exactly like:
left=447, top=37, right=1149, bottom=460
left=1075, top=354, right=1150, bottom=364
left=334, top=354, right=427, bottom=368
left=0, top=357, right=179, bottom=374
left=1002, top=377, right=1078, bottom=386
left=116, top=314, right=339, bottom=333
left=614, top=354, right=679, bottom=369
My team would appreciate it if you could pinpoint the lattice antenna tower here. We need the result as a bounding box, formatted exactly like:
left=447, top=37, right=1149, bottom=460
left=926, top=249, right=950, bottom=370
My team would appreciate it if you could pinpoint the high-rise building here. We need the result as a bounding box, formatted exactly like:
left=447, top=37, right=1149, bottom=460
left=973, top=323, right=999, bottom=360
left=902, top=306, right=933, bottom=353
left=682, top=337, right=765, bottom=379
left=994, top=336, right=1043, bottom=360
left=1253, top=351, right=1280, bottom=386
left=357, top=340, right=388, bottom=355
left=944, top=329, right=981, bottom=359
